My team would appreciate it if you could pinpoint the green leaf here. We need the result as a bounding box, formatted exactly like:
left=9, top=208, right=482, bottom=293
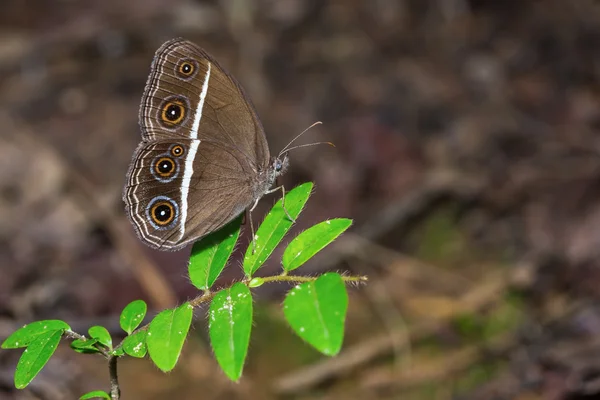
left=247, top=277, right=264, bottom=288
left=14, top=329, right=63, bottom=389
left=208, top=283, right=253, bottom=381
left=283, top=273, right=348, bottom=356
left=122, top=330, right=147, bottom=358
left=2, top=320, right=70, bottom=349
left=189, top=216, right=241, bottom=290
left=120, top=300, right=147, bottom=335
left=88, top=326, right=112, bottom=349
left=79, top=390, right=111, bottom=399
left=282, top=218, right=352, bottom=272
left=70, top=338, right=100, bottom=354
left=147, top=303, right=193, bottom=372
left=243, top=183, right=313, bottom=277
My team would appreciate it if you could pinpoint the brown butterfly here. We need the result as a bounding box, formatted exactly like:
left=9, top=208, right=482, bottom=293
left=123, top=39, right=288, bottom=251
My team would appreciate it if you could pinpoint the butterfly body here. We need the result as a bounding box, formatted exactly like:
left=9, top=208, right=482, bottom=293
left=124, top=39, right=286, bottom=251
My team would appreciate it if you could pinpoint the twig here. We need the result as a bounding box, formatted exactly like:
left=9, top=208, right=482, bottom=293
left=260, top=274, right=368, bottom=284
left=108, top=356, right=120, bottom=400
left=111, top=273, right=367, bottom=352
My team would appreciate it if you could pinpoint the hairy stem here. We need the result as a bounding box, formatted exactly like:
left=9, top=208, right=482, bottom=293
left=109, top=355, right=120, bottom=400
left=260, top=274, right=368, bottom=284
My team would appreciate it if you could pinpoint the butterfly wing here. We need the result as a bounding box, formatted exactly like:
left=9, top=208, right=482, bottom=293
left=124, top=139, right=255, bottom=250
left=125, top=38, right=272, bottom=250
left=139, top=38, right=270, bottom=167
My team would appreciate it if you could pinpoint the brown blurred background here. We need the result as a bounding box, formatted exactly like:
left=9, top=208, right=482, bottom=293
left=2, top=0, right=600, bottom=399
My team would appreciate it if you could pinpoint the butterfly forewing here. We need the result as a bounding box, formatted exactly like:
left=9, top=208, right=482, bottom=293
left=139, top=38, right=269, bottom=169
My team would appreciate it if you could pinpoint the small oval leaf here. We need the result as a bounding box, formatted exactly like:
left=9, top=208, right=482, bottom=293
left=120, top=300, right=147, bottom=335
left=243, top=183, right=313, bottom=277
left=283, top=273, right=348, bottom=356
left=80, top=390, right=111, bottom=399
left=122, top=330, right=147, bottom=358
left=2, top=320, right=70, bottom=349
left=70, top=338, right=100, bottom=354
left=14, top=330, right=63, bottom=389
left=88, top=326, right=112, bottom=349
left=247, top=277, right=264, bottom=288
left=147, top=303, right=193, bottom=372
left=189, top=216, right=241, bottom=290
left=208, top=283, right=253, bottom=381
left=282, top=218, right=352, bottom=272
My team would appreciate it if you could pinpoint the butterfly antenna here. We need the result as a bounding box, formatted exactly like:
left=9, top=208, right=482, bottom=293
left=281, top=141, right=335, bottom=154
left=278, top=121, right=323, bottom=157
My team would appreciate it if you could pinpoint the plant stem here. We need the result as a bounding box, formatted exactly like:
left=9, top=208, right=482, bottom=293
left=65, top=330, right=111, bottom=357
left=260, top=274, right=368, bottom=284
left=115, top=273, right=368, bottom=345
left=189, top=290, right=216, bottom=308
left=107, top=271, right=368, bottom=396
left=108, top=355, right=120, bottom=400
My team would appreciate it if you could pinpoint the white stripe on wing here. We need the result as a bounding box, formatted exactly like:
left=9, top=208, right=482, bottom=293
left=179, top=62, right=211, bottom=239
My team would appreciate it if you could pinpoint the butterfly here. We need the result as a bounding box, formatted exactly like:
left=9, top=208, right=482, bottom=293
left=123, top=38, right=289, bottom=251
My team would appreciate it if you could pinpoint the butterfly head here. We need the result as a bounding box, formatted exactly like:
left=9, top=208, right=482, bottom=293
left=259, top=154, right=289, bottom=196
left=274, top=153, right=289, bottom=177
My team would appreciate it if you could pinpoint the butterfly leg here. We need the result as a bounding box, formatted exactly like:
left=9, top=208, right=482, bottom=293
left=266, top=185, right=296, bottom=223
left=248, top=198, right=260, bottom=254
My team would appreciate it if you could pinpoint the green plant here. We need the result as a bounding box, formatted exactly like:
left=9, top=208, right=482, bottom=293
left=1, top=182, right=367, bottom=399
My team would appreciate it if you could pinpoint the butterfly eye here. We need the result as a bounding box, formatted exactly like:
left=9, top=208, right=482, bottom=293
left=170, top=145, right=185, bottom=157
left=150, top=201, right=175, bottom=226
left=154, top=157, right=175, bottom=177
left=176, top=59, right=198, bottom=79
left=160, top=99, right=186, bottom=126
